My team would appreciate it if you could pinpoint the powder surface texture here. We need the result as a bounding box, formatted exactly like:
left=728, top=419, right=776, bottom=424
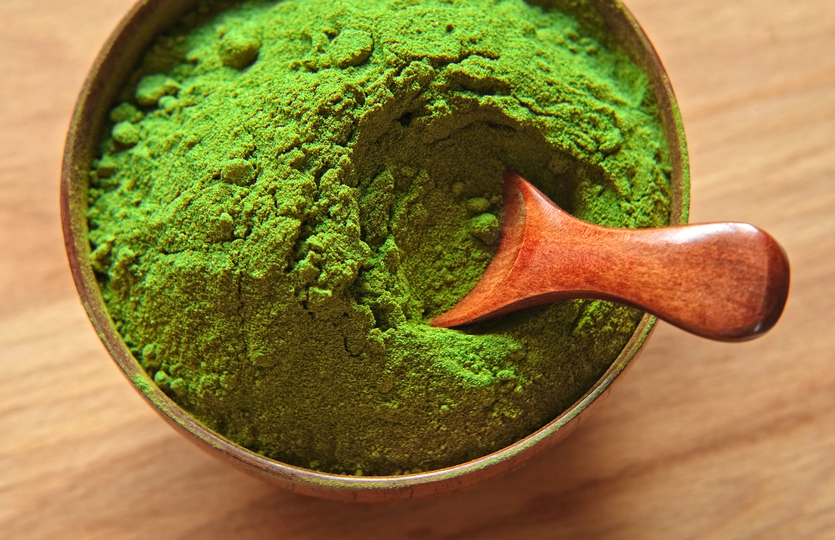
left=87, top=0, right=672, bottom=475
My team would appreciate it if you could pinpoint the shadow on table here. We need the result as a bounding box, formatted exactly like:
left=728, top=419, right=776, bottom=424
left=182, top=421, right=618, bottom=540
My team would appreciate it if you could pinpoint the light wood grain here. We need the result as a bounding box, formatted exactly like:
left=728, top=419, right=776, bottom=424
left=2, top=0, right=835, bottom=537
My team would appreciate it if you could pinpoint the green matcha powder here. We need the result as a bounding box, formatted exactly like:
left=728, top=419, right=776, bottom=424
left=87, top=0, right=672, bottom=475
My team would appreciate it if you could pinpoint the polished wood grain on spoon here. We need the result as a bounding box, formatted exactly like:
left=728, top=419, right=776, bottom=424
left=432, top=171, right=790, bottom=342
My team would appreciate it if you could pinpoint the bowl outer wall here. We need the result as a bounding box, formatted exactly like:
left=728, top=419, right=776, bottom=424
left=60, top=0, right=691, bottom=502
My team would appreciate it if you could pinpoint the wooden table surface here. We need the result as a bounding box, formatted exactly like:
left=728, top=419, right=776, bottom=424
left=3, top=0, right=834, bottom=537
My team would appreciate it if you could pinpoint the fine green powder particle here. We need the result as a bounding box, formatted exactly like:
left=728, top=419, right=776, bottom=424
left=87, top=0, right=672, bottom=475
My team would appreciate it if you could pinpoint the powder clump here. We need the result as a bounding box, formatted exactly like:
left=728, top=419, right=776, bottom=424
left=135, top=74, right=180, bottom=106
left=87, top=0, right=672, bottom=475
left=219, top=27, right=262, bottom=69
left=468, top=213, right=500, bottom=245
left=111, top=121, right=140, bottom=146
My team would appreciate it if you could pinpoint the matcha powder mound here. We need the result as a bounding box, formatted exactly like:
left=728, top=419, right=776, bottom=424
left=87, top=0, right=673, bottom=475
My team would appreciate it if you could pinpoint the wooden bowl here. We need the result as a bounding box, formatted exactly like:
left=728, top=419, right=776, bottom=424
left=60, top=0, right=690, bottom=502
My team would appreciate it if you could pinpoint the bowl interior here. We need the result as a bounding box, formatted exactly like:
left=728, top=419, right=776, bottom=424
left=61, top=0, right=689, bottom=502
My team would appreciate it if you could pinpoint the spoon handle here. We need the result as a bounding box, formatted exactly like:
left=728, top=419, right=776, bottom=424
left=432, top=172, right=790, bottom=341
left=536, top=219, right=791, bottom=341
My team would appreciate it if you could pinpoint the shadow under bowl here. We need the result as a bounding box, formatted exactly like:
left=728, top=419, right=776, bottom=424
left=60, top=0, right=690, bottom=502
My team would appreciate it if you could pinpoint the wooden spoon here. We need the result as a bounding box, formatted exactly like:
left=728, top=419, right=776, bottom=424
left=431, top=170, right=790, bottom=342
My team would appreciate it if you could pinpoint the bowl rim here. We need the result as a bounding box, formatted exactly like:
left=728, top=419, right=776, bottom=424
left=60, top=0, right=690, bottom=502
